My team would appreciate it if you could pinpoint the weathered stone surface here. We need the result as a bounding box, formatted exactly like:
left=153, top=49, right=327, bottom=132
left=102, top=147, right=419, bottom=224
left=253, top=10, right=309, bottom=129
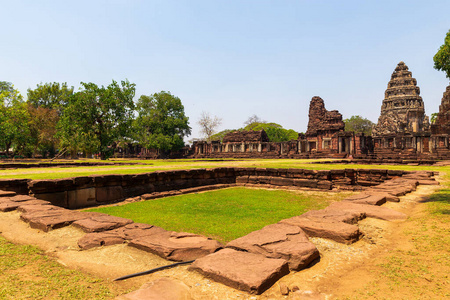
left=33, top=191, right=68, bottom=207
left=368, top=185, right=413, bottom=197
left=116, top=278, right=192, bottom=300
left=301, top=208, right=365, bottom=224
left=279, top=216, right=361, bottom=244
left=189, top=248, right=290, bottom=294
left=0, top=201, right=20, bottom=212
left=8, top=195, right=36, bottom=202
left=20, top=209, right=87, bottom=232
left=129, top=231, right=223, bottom=261
left=17, top=204, right=63, bottom=214
left=67, top=187, right=96, bottom=208
left=226, top=223, right=319, bottom=270
left=78, top=231, right=125, bottom=250
left=0, top=199, right=50, bottom=212
left=345, top=192, right=399, bottom=203
left=417, top=179, right=440, bottom=185
left=431, top=85, right=450, bottom=135
left=306, top=96, right=345, bottom=136
left=72, top=212, right=133, bottom=233
left=293, top=179, right=318, bottom=188
left=114, top=223, right=167, bottom=240
left=0, top=190, right=16, bottom=197
left=96, top=186, right=124, bottom=203
left=328, top=202, right=407, bottom=221
left=343, top=193, right=387, bottom=205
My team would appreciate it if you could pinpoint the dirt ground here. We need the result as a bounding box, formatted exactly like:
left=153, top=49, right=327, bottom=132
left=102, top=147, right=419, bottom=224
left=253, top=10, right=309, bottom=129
left=0, top=183, right=446, bottom=299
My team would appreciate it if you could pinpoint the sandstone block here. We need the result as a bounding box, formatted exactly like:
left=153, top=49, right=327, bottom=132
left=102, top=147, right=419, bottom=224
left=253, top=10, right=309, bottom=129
left=293, top=179, right=317, bottom=188
left=270, top=177, right=294, bottom=186
left=0, top=190, right=16, bottom=197
left=301, top=208, right=365, bottom=224
left=280, top=216, right=361, bottom=244
left=72, top=212, right=133, bottom=233
left=21, top=209, right=87, bottom=232
left=189, top=248, right=289, bottom=294
left=344, top=193, right=387, bottom=205
left=67, top=187, right=96, bottom=209
left=129, top=231, right=223, bottom=261
left=78, top=231, right=125, bottom=250
left=226, top=223, right=319, bottom=270
left=33, top=191, right=68, bottom=208
left=96, top=186, right=124, bottom=203
left=328, top=202, right=407, bottom=221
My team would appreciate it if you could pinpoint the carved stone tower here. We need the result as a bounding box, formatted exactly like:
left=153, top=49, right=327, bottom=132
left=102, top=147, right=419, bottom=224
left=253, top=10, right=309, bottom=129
left=431, top=85, right=450, bottom=135
left=372, top=61, right=430, bottom=136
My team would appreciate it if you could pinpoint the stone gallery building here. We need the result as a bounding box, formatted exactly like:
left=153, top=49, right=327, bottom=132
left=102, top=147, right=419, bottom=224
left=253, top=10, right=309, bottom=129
left=191, top=61, right=450, bottom=160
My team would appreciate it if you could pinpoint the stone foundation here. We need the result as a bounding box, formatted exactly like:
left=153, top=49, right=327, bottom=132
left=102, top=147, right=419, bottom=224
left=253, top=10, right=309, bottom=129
left=0, top=167, right=429, bottom=208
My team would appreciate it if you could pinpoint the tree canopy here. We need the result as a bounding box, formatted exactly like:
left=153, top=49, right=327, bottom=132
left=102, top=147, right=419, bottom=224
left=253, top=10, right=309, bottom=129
left=27, top=82, right=74, bottom=110
left=134, top=91, right=191, bottom=153
left=343, top=115, right=374, bottom=136
left=434, top=29, right=450, bottom=79
left=58, top=80, right=136, bottom=159
left=0, top=81, right=23, bottom=107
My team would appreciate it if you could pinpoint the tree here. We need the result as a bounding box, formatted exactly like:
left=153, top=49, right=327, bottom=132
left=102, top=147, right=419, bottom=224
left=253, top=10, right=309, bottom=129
left=26, top=82, right=73, bottom=157
left=134, top=91, right=191, bottom=154
left=27, top=82, right=74, bottom=110
left=57, top=80, right=136, bottom=159
left=197, top=111, right=222, bottom=142
left=243, top=114, right=265, bottom=126
left=343, top=115, right=374, bottom=135
left=0, top=98, right=32, bottom=157
left=27, top=105, right=60, bottom=157
left=431, top=112, right=439, bottom=124
left=0, top=81, right=23, bottom=106
left=434, top=29, right=450, bottom=79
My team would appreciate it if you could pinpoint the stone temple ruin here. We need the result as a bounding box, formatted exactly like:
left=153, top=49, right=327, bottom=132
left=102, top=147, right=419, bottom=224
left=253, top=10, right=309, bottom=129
left=192, top=61, right=450, bottom=160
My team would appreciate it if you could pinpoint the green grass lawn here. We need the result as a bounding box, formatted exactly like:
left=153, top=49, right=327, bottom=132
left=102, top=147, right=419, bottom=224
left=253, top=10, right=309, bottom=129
left=86, top=187, right=352, bottom=243
left=0, top=237, right=113, bottom=299
left=0, top=158, right=446, bottom=180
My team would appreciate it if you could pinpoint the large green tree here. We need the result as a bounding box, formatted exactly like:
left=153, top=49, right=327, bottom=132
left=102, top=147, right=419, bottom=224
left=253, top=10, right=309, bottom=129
left=0, top=81, right=23, bottom=106
left=27, top=82, right=74, bottom=110
left=134, top=91, right=191, bottom=154
left=434, top=29, right=450, bottom=79
left=344, top=115, right=374, bottom=136
left=26, top=82, right=73, bottom=157
left=0, top=82, right=31, bottom=157
left=57, top=80, right=136, bottom=159
left=0, top=103, right=31, bottom=157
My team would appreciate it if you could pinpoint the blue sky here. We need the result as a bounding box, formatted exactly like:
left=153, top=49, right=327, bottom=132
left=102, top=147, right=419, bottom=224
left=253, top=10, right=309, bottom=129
left=2, top=0, right=449, bottom=139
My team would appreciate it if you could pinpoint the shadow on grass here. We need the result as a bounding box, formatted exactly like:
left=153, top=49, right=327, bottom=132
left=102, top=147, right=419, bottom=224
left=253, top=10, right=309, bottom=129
left=420, top=188, right=450, bottom=215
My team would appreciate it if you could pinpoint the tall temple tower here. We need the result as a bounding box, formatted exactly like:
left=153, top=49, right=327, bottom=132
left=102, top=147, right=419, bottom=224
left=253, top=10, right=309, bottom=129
left=372, top=61, right=430, bottom=136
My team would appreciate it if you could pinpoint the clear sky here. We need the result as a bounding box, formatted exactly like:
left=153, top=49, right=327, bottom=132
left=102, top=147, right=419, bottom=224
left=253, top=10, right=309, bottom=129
left=2, top=0, right=449, bottom=140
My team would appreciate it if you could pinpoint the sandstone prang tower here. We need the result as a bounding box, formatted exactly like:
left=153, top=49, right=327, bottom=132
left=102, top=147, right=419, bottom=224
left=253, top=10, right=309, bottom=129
left=372, top=61, right=430, bottom=136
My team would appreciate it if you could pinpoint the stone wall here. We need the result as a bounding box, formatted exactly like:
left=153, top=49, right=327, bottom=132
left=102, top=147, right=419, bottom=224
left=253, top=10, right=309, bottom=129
left=0, top=168, right=423, bottom=209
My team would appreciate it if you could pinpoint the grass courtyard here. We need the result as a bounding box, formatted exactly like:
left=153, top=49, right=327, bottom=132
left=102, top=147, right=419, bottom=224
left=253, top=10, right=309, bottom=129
left=86, top=187, right=353, bottom=243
